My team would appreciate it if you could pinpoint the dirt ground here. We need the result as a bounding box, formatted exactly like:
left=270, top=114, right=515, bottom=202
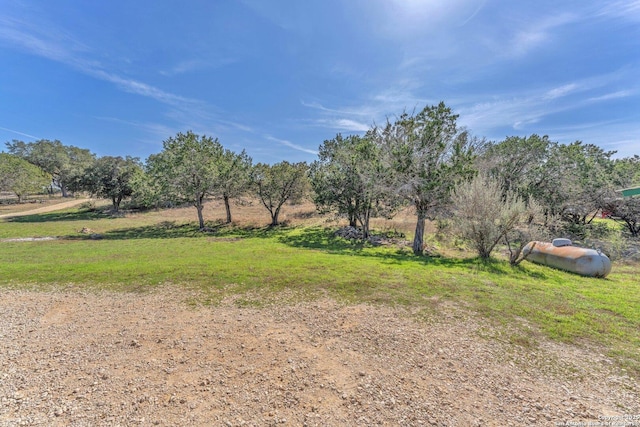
left=0, top=289, right=638, bottom=427
left=0, top=199, right=90, bottom=219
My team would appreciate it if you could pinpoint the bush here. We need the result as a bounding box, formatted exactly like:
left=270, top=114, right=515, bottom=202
left=452, top=174, right=549, bottom=263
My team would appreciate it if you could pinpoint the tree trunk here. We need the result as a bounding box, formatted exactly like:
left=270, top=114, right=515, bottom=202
left=360, top=204, right=371, bottom=239
left=112, top=197, right=118, bottom=211
left=412, top=210, right=426, bottom=255
left=350, top=200, right=358, bottom=227
left=626, top=219, right=639, bottom=237
left=361, top=219, right=370, bottom=239
left=61, top=184, right=69, bottom=198
left=196, top=201, right=205, bottom=229
left=271, top=206, right=281, bottom=226
left=224, top=193, right=232, bottom=223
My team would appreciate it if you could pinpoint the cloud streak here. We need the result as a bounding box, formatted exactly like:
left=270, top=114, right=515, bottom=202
left=0, top=16, right=89, bottom=63
left=454, top=74, right=640, bottom=157
left=587, top=90, right=635, bottom=102
left=265, top=136, right=318, bottom=155
left=498, top=13, right=578, bottom=58
left=92, top=116, right=179, bottom=140
left=595, top=0, right=640, bottom=21
left=91, top=70, right=203, bottom=108
left=0, top=13, right=243, bottom=148
left=158, top=57, right=237, bottom=77
left=301, top=83, right=433, bottom=135
left=0, top=126, right=40, bottom=140
left=0, top=15, right=203, bottom=111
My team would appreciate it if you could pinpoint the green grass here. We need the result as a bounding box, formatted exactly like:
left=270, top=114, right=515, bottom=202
left=1, top=206, right=639, bottom=376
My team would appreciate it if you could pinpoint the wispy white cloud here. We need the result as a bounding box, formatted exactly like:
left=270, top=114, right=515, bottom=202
left=0, top=16, right=89, bottom=63
left=544, top=83, right=580, bottom=100
left=459, top=0, right=487, bottom=26
left=373, top=0, right=487, bottom=38
left=545, top=120, right=640, bottom=158
left=92, top=117, right=179, bottom=140
left=301, top=82, right=432, bottom=134
left=513, top=118, right=541, bottom=131
left=333, top=119, right=370, bottom=132
left=458, top=91, right=577, bottom=136
left=301, top=101, right=377, bottom=134
left=371, top=83, right=428, bottom=110
left=457, top=68, right=640, bottom=135
left=587, top=90, right=635, bottom=102
left=301, top=100, right=376, bottom=118
left=0, top=126, right=40, bottom=140
left=93, top=116, right=257, bottom=153
left=0, top=15, right=203, bottom=111
left=90, top=70, right=203, bottom=108
left=310, top=118, right=370, bottom=132
left=265, top=136, right=318, bottom=155
left=0, top=13, right=250, bottom=150
left=218, top=120, right=255, bottom=133
left=159, top=59, right=204, bottom=77
left=595, top=0, right=640, bottom=21
left=502, top=13, right=577, bottom=58
left=159, top=57, right=237, bottom=77
left=458, top=92, right=640, bottom=156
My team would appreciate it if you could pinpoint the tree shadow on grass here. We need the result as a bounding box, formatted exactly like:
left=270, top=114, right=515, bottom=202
left=276, top=226, right=526, bottom=276
left=63, top=220, right=546, bottom=279
left=66, top=220, right=291, bottom=241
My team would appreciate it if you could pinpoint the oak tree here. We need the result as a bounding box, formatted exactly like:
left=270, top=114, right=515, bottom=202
left=6, top=139, right=94, bottom=197
left=252, top=161, right=308, bottom=226
left=378, top=102, right=475, bottom=255
left=0, top=153, right=51, bottom=202
left=146, top=131, right=224, bottom=229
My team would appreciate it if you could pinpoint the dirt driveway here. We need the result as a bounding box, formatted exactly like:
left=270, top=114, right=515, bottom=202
left=0, top=199, right=90, bottom=219
left=0, top=289, right=637, bottom=426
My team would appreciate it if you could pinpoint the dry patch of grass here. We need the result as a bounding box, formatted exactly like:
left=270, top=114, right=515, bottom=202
left=0, top=194, right=73, bottom=215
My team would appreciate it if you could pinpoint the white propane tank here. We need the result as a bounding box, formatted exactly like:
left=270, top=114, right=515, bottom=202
left=523, top=241, right=612, bottom=278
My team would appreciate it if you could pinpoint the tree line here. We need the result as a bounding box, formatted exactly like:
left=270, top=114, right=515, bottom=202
left=0, top=132, right=308, bottom=230
left=2, top=102, right=639, bottom=260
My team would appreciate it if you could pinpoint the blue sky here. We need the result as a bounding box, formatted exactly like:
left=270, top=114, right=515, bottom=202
left=1, top=0, right=638, bottom=163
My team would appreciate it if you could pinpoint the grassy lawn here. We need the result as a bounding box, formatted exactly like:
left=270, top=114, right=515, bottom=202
left=1, top=202, right=639, bottom=376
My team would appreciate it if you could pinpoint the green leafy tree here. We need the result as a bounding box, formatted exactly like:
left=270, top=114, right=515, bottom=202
left=129, top=167, right=164, bottom=209
left=218, top=149, right=252, bottom=223
left=479, top=136, right=620, bottom=235
left=0, top=153, right=51, bottom=202
left=378, top=102, right=475, bottom=255
left=252, top=161, right=308, bottom=226
left=146, top=131, right=224, bottom=229
left=5, top=139, right=95, bottom=197
left=594, top=155, right=640, bottom=237
left=612, top=155, right=640, bottom=189
left=533, top=141, right=615, bottom=224
left=479, top=135, right=551, bottom=199
left=83, top=156, right=142, bottom=211
left=310, top=133, right=396, bottom=238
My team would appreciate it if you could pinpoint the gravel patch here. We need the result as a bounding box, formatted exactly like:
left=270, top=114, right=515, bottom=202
left=1, top=289, right=638, bottom=426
